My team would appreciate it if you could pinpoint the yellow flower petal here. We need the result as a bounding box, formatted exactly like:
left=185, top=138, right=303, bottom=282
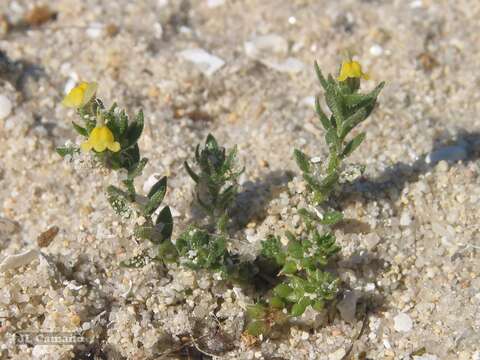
left=62, top=81, right=98, bottom=109
left=107, top=141, right=121, bottom=153
left=82, top=126, right=121, bottom=153
left=62, top=87, right=84, bottom=108
left=80, top=140, right=93, bottom=152
left=337, top=60, right=368, bottom=82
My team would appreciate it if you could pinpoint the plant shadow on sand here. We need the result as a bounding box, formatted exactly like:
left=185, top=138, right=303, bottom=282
left=231, top=169, right=294, bottom=231
left=340, top=129, right=480, bottom=206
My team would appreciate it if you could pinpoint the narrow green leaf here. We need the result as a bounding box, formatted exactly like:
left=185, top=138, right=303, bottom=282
left=344, top=81, right=385, bottom=108
left=156, top=206, right=173, bottom=240
left=325, top=128, right=338, bottom=151
left=319, top=172, right=339, bottom=192
left=205, top=133, right=219, bottom=150
left=128, top=158, right=148, bottom=180
left=293, top=149, right=311, bottom=173
left=312, top=300, right=325, bottom=311
left=72, top=121, right=88, bottom=136
left=284, top=231, right=296, bottom=243
left=157, top=240, right=178, bottom=263
left=315, top=96, right=331, bottom=131
left=342, top=132, right=366, bottom=158
left=118, top=110, right=128, bottom=136
left=325, top=86, right=344, bottom=127
left=297, top=208, right=320, bottom=222
left=339, top=108, right=367, bottom=140
left=120, top=253, right=151, bottom=268
left=320, top=211, right=344, bottom=225
left=270, top=296, right=285, bottom=309
left=274, top=283, right=293, bottom=298
left=314, top=61, right=329, bottom=90
left=280, top=261, right=297, bottom=275
left=147, top=176, right=167, bottom=199
left=291, top=297, right=310, bottom=317
left=246, top=321, right=267, bottom=336
left=144, top=178, right=167, bottom=215
left=303, top=173, right=321, bottom=191
left=125, top=109, right=144, bottom=147
left=56, top=146, right=79, bottom=157
left=246, top=304, right=266, bottom=319
left=184, top=161, right=199, bottom=183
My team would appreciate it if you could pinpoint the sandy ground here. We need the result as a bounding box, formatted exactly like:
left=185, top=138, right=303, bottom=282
left=0, top=0, right=479, bottom=359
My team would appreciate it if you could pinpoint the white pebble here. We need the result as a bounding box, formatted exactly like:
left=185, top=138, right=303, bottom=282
left=370, top=44, right=383, bottom=57
left=301, top=96, right=315, bottom=108
left=86, top=22, right=103, bottom=39
left=0, top=95, right=12, bottom=120
left=329, top=348, right=346, bottom=360
left=400, top=211, right=412, bottom=226
left=178, top=48, right=225, bottom=76
left=393, top=312, right=413, bottom=332
left=244, top=34, right=288, bottom=59
left=413, top=355, right=439, bottom=360
left=207, top=0, right=225, bottom=7
left=64, top=78, right=77, bottom=94
left=262, top=57, right=305, bottom=74
left=0, top=249, right=39, bottom=272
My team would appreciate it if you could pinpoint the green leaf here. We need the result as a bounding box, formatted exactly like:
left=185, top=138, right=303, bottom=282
left=280, top=261, right=297, bottom=275
left=320, top=211, right=344, bottom=225
left=312, top=300, right=325, bottom=311
left=339, top=108, right=367, bottom=140
left=143, top=177, right=167, bottom=215
left=157, top=240, right=178, bottom=263
left=284, top=231, right=296, bottom=243
left=303, top=173, right=320, bottom=191
left=56, top=146, right=79, bottom=157
left=120, top=253, right=151, bottom=268
left=128, top=158, right=148, bottom=180
left=125, top=110, right=144, bottom=147
left=273, top=283, right=293, bottom=298
left=118, top=110, right=128, bottom=136
left=134, top=225, right=163, bottom=243
left=205, top=133, right=219, bottom=150
left=270, top=296, right=285, bottom=309
left=147, top=176, right=167, bottom=199
left=219, top=184, right=238, bottom=210
left=315, top=96, right=331, bottom=130
left=246, top=321, right=267, bottom=336
left=156, top=206, right=173, bottom=240
left=293, top=149, right=311, bottom=173
left=325, top=128, right=338, bottom=151
left=287, top=241, right=304, bottom=259
left=324, top=83, right=344, bottom=127
left=290, top=297, right=310, bottom=317
left=223, top=146, right=238, bottom=172
left=319, top=172, right=339, bottom=192
left=314, top=61, right=329, bottom=91
left=184, top=161, right=199, bottom=183
left=344, top=81, right=385, bottom=108
left=342, top=132, right=366, bottom=158
left=297, top=208, right=320, bottom=223
left=246, top=304, right=266, bottom=319
left=72, top=121, right=88, bottom=136
left=106, top=185, right=131, bottom=215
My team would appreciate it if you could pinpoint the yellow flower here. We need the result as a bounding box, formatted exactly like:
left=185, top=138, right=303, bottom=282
left=81, top=126, right=121, bottom=153
left=62, top=81, right=98, bottom=108
left=337, top=60, right=369, bottom=82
